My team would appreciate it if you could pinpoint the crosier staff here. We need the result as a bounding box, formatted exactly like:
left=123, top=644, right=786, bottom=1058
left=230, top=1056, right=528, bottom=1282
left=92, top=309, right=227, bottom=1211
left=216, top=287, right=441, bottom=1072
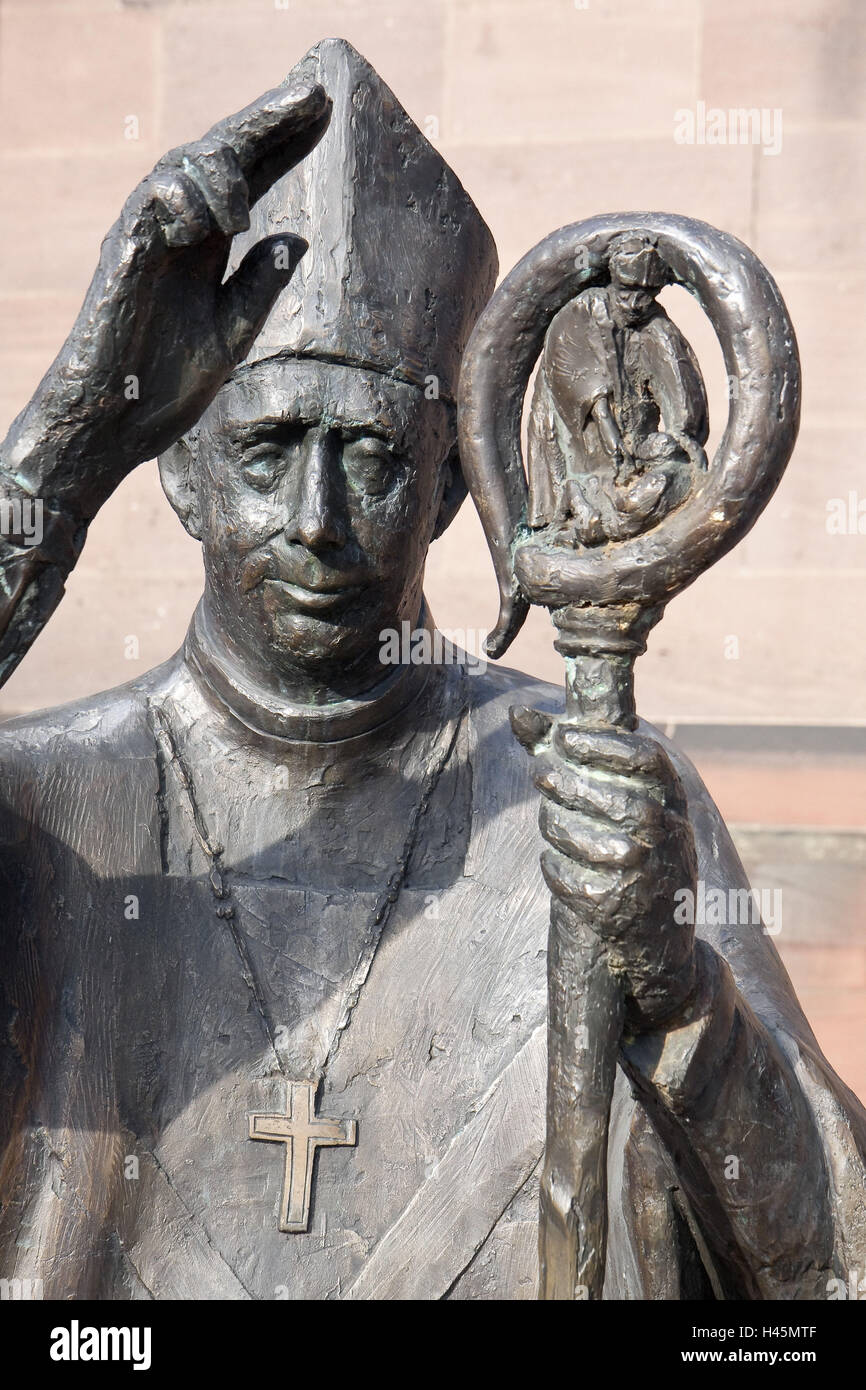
left=457, top=213, right=801, bottom=1300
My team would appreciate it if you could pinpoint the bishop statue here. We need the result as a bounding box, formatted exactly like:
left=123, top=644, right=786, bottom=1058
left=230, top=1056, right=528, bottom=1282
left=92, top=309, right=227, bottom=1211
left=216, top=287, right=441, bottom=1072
left=0, top=39, right=863, bottom=1301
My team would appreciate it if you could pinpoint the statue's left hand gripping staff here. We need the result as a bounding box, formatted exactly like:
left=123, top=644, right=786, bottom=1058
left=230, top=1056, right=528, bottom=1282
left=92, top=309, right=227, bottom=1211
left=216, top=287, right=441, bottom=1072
left=457, top=213, right=801, bottom=1300
left=0, top=80, right=331, bottom=686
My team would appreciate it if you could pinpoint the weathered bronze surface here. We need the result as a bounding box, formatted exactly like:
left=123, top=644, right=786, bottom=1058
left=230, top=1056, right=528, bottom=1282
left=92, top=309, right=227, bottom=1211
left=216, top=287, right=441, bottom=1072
left=0, top=39, right=863, bottom=1301
left=459, top=214, right=804, bottom=1298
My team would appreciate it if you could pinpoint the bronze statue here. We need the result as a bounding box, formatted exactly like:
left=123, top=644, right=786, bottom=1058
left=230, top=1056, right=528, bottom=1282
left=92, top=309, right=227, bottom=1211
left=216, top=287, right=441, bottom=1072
left=0, top=39, right=863, bottom=1302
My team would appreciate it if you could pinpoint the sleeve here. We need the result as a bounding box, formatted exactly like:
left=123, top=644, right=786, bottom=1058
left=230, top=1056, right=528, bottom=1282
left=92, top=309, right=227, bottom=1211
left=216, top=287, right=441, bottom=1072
left=0, top=473, right=87, bottom=684
left=620, top=730, right=866, bottom=1298
left=543, top=291, right=616, bottom=436
left=622, top=942, right=842, bottom=1297
left=643, top=313, right=709, bottom=447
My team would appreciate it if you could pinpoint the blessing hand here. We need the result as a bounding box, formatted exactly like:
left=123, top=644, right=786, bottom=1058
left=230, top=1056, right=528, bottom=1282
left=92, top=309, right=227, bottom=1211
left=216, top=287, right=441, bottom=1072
left=3, top=80, right=331, bottom=520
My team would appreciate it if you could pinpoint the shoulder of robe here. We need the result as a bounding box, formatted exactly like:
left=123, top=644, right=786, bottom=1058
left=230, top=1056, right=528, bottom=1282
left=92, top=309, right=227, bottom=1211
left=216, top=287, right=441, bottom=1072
left=460, top=661, right=560, bottom=896
left=542, top=287, right=608, bottom=367
left=464, top=659, right=561, bottom=762
left=0, top=653, right=183, bottom=849
left=640, top=309, right=700, bottom=375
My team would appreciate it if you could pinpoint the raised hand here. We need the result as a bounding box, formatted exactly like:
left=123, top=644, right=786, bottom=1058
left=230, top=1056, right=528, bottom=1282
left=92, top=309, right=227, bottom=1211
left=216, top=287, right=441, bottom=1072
left=511, top=707, right=699, bottom=1033
left=4, top=79, right=331, bottom=519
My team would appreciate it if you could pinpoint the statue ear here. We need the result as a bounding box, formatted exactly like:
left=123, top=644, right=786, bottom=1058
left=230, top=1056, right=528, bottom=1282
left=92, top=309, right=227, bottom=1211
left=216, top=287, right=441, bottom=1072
left=158, top=431, right=202, bottom=540
left=432, top=444, right=468, bottom=540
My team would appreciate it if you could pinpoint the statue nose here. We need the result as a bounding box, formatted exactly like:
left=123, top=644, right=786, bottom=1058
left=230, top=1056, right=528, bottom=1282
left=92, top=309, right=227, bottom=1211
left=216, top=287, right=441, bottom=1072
left=287, top=431, right=346, bottom=550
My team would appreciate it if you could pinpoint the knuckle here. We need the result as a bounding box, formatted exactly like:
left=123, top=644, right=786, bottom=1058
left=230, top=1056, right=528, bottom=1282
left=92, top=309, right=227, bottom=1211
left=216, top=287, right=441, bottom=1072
left=152, top=171, right=192, bottom=213
left=151, top=172, right=211, bottom=246
left=533, top=759, right=578, bottom=805
left=126, top=168, right=176, bottom=215
left=557, top=724, right=668, bottom=779
left=538, top=760, right=663, bottom=837
left=185, top=140, right=244, bottom=182
left=180, top=143, right=249, bottom=230
left=539, top=800, right=641, bottom=868
left=153, top=143, right=188, bottom=171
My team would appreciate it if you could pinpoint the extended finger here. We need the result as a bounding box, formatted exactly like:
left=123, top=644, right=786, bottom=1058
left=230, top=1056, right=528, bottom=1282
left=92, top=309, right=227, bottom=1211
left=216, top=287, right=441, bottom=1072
left=510, top=704, right=554, bottom=755
left=218, top=233, right=308, bottom=363
left=205, top=80, right=331, bottom=205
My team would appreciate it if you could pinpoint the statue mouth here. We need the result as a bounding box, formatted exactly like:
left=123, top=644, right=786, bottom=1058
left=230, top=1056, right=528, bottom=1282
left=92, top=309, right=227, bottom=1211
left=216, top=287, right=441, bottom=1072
left=263, top=577, right=362, bottom=612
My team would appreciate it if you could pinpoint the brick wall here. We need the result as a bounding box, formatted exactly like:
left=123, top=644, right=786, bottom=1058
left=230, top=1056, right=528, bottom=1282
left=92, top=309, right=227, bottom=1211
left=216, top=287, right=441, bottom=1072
left=0, top=0, right=863, bottom=726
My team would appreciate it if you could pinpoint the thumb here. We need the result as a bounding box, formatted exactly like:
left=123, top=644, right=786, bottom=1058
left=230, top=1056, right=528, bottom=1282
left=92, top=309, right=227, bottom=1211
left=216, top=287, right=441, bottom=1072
left=510, top=704, right=554, bottom=756
left=218, top=233, right=307, bottom=363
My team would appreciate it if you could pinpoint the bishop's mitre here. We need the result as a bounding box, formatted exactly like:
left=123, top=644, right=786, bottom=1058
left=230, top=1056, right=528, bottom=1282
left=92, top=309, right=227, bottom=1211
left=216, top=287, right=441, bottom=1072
left=226, top=37, right=499, bottom=405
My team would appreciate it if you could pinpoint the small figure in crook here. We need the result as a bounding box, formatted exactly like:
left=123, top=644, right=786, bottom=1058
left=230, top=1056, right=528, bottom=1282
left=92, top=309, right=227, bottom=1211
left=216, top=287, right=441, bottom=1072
left=527, top=233, right=709, bottom=546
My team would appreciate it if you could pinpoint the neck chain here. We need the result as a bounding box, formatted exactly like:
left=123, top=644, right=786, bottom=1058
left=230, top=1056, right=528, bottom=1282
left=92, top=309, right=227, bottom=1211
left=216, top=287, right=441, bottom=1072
left=148, top=672, right=467, bottom=1085
left=148, top=665, right=468, bottom=1233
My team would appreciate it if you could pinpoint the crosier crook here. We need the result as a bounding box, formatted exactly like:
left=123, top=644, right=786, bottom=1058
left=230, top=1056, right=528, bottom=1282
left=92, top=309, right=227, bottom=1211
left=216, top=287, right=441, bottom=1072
left=457, top=213, right=801, bottom=1300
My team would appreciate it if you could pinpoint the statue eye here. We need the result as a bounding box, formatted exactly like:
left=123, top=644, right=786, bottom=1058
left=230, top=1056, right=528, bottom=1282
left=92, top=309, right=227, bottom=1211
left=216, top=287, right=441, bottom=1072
left=342, top=437, right=402, bottom=497
left=240, top=450, right=283, bottom=491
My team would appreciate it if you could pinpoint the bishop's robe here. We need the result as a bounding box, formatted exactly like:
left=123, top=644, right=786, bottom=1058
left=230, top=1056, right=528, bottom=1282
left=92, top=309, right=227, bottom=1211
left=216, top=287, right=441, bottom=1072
left=0, top=622, right=864, bottom=1300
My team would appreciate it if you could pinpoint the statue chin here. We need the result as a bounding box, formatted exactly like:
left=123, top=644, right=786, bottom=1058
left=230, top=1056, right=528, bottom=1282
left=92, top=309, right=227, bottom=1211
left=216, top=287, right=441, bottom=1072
left=225, top=575, right=428, bottom=690
left=208, top=600, right=397, bottom=696
left=264, top=612, right=376, bottom=671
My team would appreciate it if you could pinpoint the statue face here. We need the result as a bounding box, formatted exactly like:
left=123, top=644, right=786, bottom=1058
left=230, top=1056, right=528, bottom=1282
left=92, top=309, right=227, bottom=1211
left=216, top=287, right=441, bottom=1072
left=184, top=359, right=455, bottom=686
left=610, top=281, right=658, bottom=326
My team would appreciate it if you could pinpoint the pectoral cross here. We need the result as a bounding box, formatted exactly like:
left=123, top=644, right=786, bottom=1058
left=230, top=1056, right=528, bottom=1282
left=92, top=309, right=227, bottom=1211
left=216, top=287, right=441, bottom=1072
left=249, top=1080, right=357, bottom=1233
